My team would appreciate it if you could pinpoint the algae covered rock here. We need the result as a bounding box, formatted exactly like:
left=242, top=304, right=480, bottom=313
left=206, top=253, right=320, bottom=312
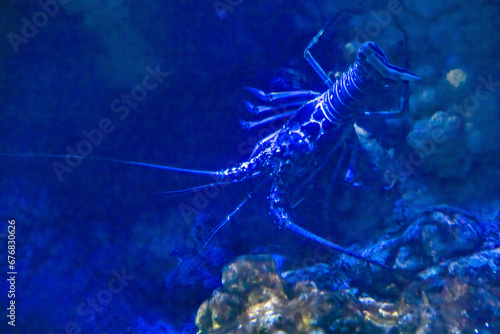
left=396, top=248, right=500, bottom=333
left=406, top=110, right=471, bottom=178
left=196, top=254, right=382, bottom=333
left=197, top=207, right=500, bottom=333
left=343, top=206, right=500, bottom=333
left=394, top=206, right=486, bottom=272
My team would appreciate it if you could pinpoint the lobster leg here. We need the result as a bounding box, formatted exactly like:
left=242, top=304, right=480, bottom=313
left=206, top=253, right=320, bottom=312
left=249, top=132, right=279, bottom=159
left=362, top=81, right=410, bottom=116
left=303, top=9, right=360, bottom=87
left=303, top=17, right=337, bottom=88
left=344, top=134, right=359, bottom=184
left=292, top=124, right=354, bottom=199
left=242, top=99, right=306, bottom=116
left=245, top=87, right=320, bottom=103
left=241, top=88, right=320, bottom=130
left=270, top=181, right=393, bottom=271
left=322, top=141, right=349, bottom=220
left=241, top=87, right=320, bottom=130
left=240, top=111, right=296, bottom=130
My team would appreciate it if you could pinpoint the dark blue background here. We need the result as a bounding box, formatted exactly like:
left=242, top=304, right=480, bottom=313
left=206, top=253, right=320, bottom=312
left=1, top=1, right=499, bottom=332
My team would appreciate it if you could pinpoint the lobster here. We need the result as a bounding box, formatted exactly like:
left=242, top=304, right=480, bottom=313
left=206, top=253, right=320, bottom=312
left=2, top=19, right=420, bottom=272
left=182, top=22, right=418, bottom=270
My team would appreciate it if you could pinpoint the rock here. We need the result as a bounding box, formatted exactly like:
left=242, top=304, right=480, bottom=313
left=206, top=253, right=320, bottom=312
left=196, top=254, right=380, bottom=333
left=406, top=110, right=471, bottom=177
left=395, top=206, right=485, bottom=271
left=197, top=207, right=500, bottom=333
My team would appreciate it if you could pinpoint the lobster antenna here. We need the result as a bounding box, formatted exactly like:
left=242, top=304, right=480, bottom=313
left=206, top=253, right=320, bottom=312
left=184, top=180, right=266, bottom=273
left=0, top=153, right=221, bottom=176
left=152, top=181, right=228, bottom=197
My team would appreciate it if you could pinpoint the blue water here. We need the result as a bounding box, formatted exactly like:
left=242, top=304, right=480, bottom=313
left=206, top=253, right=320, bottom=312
left=1, top=1, right=499, bottom=333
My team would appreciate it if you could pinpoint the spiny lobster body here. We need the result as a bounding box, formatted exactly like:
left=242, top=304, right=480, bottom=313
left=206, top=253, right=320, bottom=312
left=220, top=42, right=419, bottom=238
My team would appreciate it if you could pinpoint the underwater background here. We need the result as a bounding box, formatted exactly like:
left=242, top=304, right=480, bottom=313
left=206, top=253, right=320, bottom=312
left=1, top=0, right=500, bottom=333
